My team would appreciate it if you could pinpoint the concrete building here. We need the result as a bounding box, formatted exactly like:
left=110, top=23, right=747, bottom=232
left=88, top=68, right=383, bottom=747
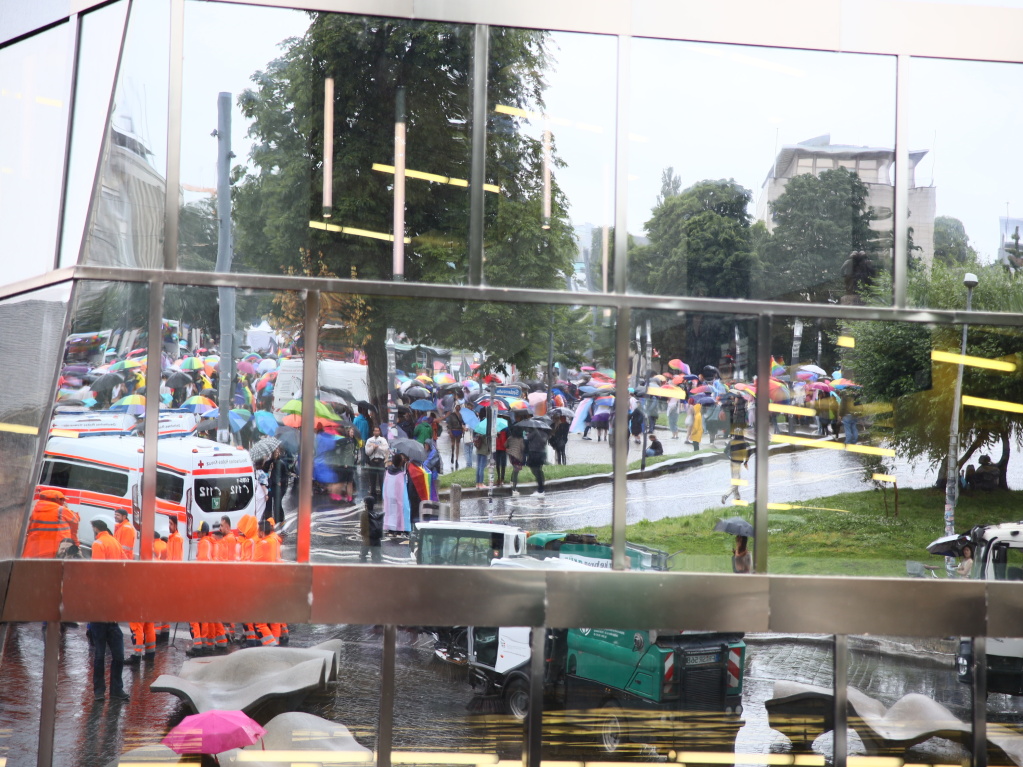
left=757, top=134, right=936, bottom=265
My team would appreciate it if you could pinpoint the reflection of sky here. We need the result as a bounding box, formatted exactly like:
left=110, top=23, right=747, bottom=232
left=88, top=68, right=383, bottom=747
left=173, top=7, right=1022, bottom=262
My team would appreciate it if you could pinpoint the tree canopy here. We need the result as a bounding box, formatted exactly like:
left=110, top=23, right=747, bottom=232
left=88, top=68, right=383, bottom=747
left=932, top=215, right=978, bottom=268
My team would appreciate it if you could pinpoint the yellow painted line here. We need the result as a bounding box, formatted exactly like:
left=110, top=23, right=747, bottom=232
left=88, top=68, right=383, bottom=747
left=309, top=220, right=410, bottom=244
left=0, top=423, right=37, bottom=435
left=390, top=753, right=499, bottom=764
left=731, top=478, right=749, bottom=486
left=931, top=350, right=1016, bottom=372
left=372, top=163, right=500, bottom=194
left=676, top=754, right=799, bottom=765
left=771, top=433, right=894, bottom=457
left=962, top=394, right=1023, bottom=414
left=848, top=758, right=904, bottom=767
left=794, top=758, right=827, bottom=767
left=770, top=403, right=816, bottom=416
left=235, top=750, right=374, bottom=762
left=837, top=335, right=855, bottom=348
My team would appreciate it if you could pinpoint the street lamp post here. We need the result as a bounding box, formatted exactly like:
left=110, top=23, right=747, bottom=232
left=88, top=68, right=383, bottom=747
left=943, top=272, right=978, bottom=574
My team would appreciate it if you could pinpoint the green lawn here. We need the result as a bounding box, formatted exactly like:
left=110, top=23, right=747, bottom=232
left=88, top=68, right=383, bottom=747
left=573, top=487, right=1023, bottom=577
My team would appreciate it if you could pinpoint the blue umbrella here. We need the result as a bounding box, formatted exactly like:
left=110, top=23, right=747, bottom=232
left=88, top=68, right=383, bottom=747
left=410, top=399, right=436, bottom=412
left=459, top=405, right=480, bottom=430
left=205, top=408, right=251, bottom=432
left=473, top=419, right=508, bottom=435
left=253, top=410, right=279, bottom=436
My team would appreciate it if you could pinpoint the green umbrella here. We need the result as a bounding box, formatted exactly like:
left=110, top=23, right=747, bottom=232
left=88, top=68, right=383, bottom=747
left=280, top=398, right=340, bottom=421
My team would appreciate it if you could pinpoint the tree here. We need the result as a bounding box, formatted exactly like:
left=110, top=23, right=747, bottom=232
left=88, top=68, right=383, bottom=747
left=844, top=263, right=1023, bottom=488
left=933, top=215, right=978, bottom=268
left=759, top=167, right=880, bottom=304
left=628, top=178, right=759, bottom=374
left=232, top=17, right=582, bottom=408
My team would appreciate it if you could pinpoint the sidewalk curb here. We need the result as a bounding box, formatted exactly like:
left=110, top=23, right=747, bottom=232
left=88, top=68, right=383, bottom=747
left=441, top=432, right=840, bottom=500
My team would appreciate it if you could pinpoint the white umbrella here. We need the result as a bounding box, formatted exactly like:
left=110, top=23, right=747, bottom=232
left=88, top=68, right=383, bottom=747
left=799, top=364, right=828, bottom=376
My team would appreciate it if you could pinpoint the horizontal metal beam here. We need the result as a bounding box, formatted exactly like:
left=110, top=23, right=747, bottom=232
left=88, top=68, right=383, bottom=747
left=2, top=559, right=1019, bottom=640
left=8, top=264, right=1023, bottom=330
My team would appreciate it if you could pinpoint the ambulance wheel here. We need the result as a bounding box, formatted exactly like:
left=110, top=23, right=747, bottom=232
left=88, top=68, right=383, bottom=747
left=503, top=676, right=530, bottom=721
left=598, top=700, right=626, bottom=753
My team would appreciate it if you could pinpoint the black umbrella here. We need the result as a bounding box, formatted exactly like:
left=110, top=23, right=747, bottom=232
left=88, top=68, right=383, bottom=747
left=404, top=386, right=431, bottom=400
left=320, top=385, right=356, bottom=405
left=390, top=437, right=426, bottom=463
left=714, top=517, right=754, bottom=537
left=166, top=371, right=193, bottom=389
left=703, top=365, right=721, bottom=380
left=437, top=383, right=462, bottom=393
left=90, top=372, right=125, bottom=392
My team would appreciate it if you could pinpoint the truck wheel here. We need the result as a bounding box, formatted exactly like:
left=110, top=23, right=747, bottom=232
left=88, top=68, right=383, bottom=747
left=598, top=701, right=626, bottom=753
left=503, top=677, right=530, bottom=721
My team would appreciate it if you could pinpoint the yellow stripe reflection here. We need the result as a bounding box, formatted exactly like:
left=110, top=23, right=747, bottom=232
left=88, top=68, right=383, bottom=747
left=931, top=350, right=1017, bottom=372
left=497, top=762, right=583, bottom=767
left=309, top=220, right=411, bottom=244
left=373, top=163, right=500, bottom=194
left=0, top=422, right=38, bottom=435
left=235, top=751, right=374, bottom=762
left=837, top=335, right=855, bottom=348
left=731, top=499, right=750, bottom=506
left=848, top=758, right=906, bottom=767
left=667, top=755, right=943, bottom=767
left=50, top=429, right=80, bottom=438
left=770, top=403, right=816, bottom=416
left=731, top=479, right=749, bottom=486
left=390, top=753, right=499, bottom=764
left=873, top=473, right=897, bottom=482
left=962, top=395, right=1023, bottom=414
left=768, top=502, right=849, bottom=513
left=771, top=433, right=895, bottom=457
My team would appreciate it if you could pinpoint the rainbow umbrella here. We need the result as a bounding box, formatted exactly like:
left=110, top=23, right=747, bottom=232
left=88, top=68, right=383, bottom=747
left=281, top=413, right=338, bottom=430
left=668, top=359, right=691, bottom=374
left=507, top=398, right=529, bottom=410
left=111, top=357, right=144, bottom=372
left=111, top=394, right=146, bottom=415
left=434, top=373, right=456, bottom=386
left=179, top=357, right=205, bottom=371
left=243, top=353, right=262, bottom=362
left=181, top=395, right=218, bottom=414
left=281, top=398, right=341, bottom=420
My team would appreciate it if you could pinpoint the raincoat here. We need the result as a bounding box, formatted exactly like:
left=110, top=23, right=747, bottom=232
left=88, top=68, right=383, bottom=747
left=23, top=490, right=76, bottom=558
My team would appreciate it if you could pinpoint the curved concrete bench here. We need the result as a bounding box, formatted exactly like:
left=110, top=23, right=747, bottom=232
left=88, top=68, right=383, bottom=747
left=151, top=656, right=325, bottom=714
left=221, top=712, right=371, bottom=766
left=179, top=645, right=340, bottom=686
left=766, top=680, right=1023, bottom=765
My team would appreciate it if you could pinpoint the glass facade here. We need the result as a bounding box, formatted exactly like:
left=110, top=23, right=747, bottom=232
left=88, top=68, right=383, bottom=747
left=3, top=1, right=1023, bottom=765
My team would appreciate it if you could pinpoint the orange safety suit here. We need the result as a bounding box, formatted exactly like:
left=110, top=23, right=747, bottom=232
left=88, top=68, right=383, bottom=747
left=91, top=530, right=125, bottom=560
left=23, top=492, right=74, bottom=558
left=190, top=534, right=226, bottom=651
left=166, top=530, right=184, bottom=562
left=219, top=531, right=239, bottom=561
left=153, top=538, right=167, bottom=560
left=114, top=518, right=136, bottom=560
left=253, top=531, right=287, bottom=644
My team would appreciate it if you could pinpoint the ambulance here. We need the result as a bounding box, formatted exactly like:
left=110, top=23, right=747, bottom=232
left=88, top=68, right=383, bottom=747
left=35, top=411, right=257, bottom=558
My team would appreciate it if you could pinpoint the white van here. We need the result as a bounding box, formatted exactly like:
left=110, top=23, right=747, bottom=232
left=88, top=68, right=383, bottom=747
left=35, top=433, right=257, bottom=559
left=272, top=358, right=370, bottom=411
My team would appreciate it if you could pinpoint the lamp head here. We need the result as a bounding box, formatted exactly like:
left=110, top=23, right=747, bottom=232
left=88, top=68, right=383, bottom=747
left=963, top=273, right=979, bottom=289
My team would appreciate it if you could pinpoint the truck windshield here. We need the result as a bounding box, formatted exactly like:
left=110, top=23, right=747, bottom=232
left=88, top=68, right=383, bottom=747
left=194, top=476, right=252, bottom=513
left=419, top=532, right=501, bottom=566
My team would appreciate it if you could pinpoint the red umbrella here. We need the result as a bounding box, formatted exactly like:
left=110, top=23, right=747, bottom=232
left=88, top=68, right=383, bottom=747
left=163, top=710, right=265, bottom=755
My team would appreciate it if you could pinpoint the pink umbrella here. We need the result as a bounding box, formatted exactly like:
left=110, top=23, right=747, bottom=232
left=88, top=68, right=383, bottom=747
left=237, top=360, right=256, bottom=376
left=163, top=710, right=265, bottom=755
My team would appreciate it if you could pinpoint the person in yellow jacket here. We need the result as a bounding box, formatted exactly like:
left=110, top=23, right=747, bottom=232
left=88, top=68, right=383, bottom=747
left=23, top=490, right=75, bottom=559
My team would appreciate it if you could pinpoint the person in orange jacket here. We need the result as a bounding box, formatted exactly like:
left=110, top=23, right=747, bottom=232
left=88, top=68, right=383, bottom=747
left=153, top=532, right=167, bottom=560
left=218, top=516, right=239, bottom=561
left=23, top=490, right=75, bottom=559
left=88, top=519, right=129, bottom=702
left=165, top=516, right=184, bottom=562
left=254, top=519, right=288, bottom=645
left=237, top=514, right=258, bottom=561
left=113, top=508, right=136, bottom=559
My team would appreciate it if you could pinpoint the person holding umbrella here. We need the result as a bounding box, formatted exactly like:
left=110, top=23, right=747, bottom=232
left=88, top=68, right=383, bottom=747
left=549, top=414, right=570, bottom=465
left=713, top=517, right=754, bottom=573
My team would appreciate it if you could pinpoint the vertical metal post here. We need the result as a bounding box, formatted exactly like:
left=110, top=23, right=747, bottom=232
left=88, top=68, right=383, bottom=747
left=392, top=86, right=406, bottom=280
left=163, top=0, right=185, bottom=270
left=753, top=315, right=772, bottom=573
left=450, top=484, right=461, bottom=520
left=377, top=624, right=397, bottom=767
left=297, top=291, right=319, bottom=564
left=140, top=280, right=165, bottom=561
left=612, top=306, right=631, bottom=571
left=52, top=12, right=82, bottom=270
left=945, top=280, right=974, bottom=574
left=972, top=636, right=988, bottom=767
left=612, top=34, right=631, bottom=295
left=215, top=92, right=235, bottom=444
left=37, top=620, right=61, bottom=767
left=893, top=54, right=909, bottom=308
left=833, top=634, right=849, bottom=767
left=467, top=24, right=489, bottom=286
left=525, top=626, right=545, bottom=767
left=323, top=77, right=334, bottom=217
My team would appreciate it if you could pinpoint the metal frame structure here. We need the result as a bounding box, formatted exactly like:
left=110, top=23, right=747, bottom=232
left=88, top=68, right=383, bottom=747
left=3, top=0, right=1023, bottom=764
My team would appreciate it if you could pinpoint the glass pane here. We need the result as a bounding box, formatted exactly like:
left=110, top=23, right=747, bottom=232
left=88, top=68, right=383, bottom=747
left=151, top=284, right=309, bottom=562
left=79, top=0, right=169, bottom=269
left=628, top=40, right=896, bottom=306
left=2, top=285, right=72, bottom=561
left=848, top=635, right=972, bottom=764
left=308, top=294, right=615, bottom=563
left=182, top=4, right=476, bottom=284
left=33, top=280, right=148, bottom=559
left=765, top=312, right=1023, bottom=576
left=58, top=0, right=128, bottom=268
left=32, top=621, right=379, bottom=764
left=484, top=29, right=617, bottom=292
left=908, top=57, right=1023, bottom=288
left=609, top=310, right=759, bottom=572
left=0, top=21, right=72, bottom=282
